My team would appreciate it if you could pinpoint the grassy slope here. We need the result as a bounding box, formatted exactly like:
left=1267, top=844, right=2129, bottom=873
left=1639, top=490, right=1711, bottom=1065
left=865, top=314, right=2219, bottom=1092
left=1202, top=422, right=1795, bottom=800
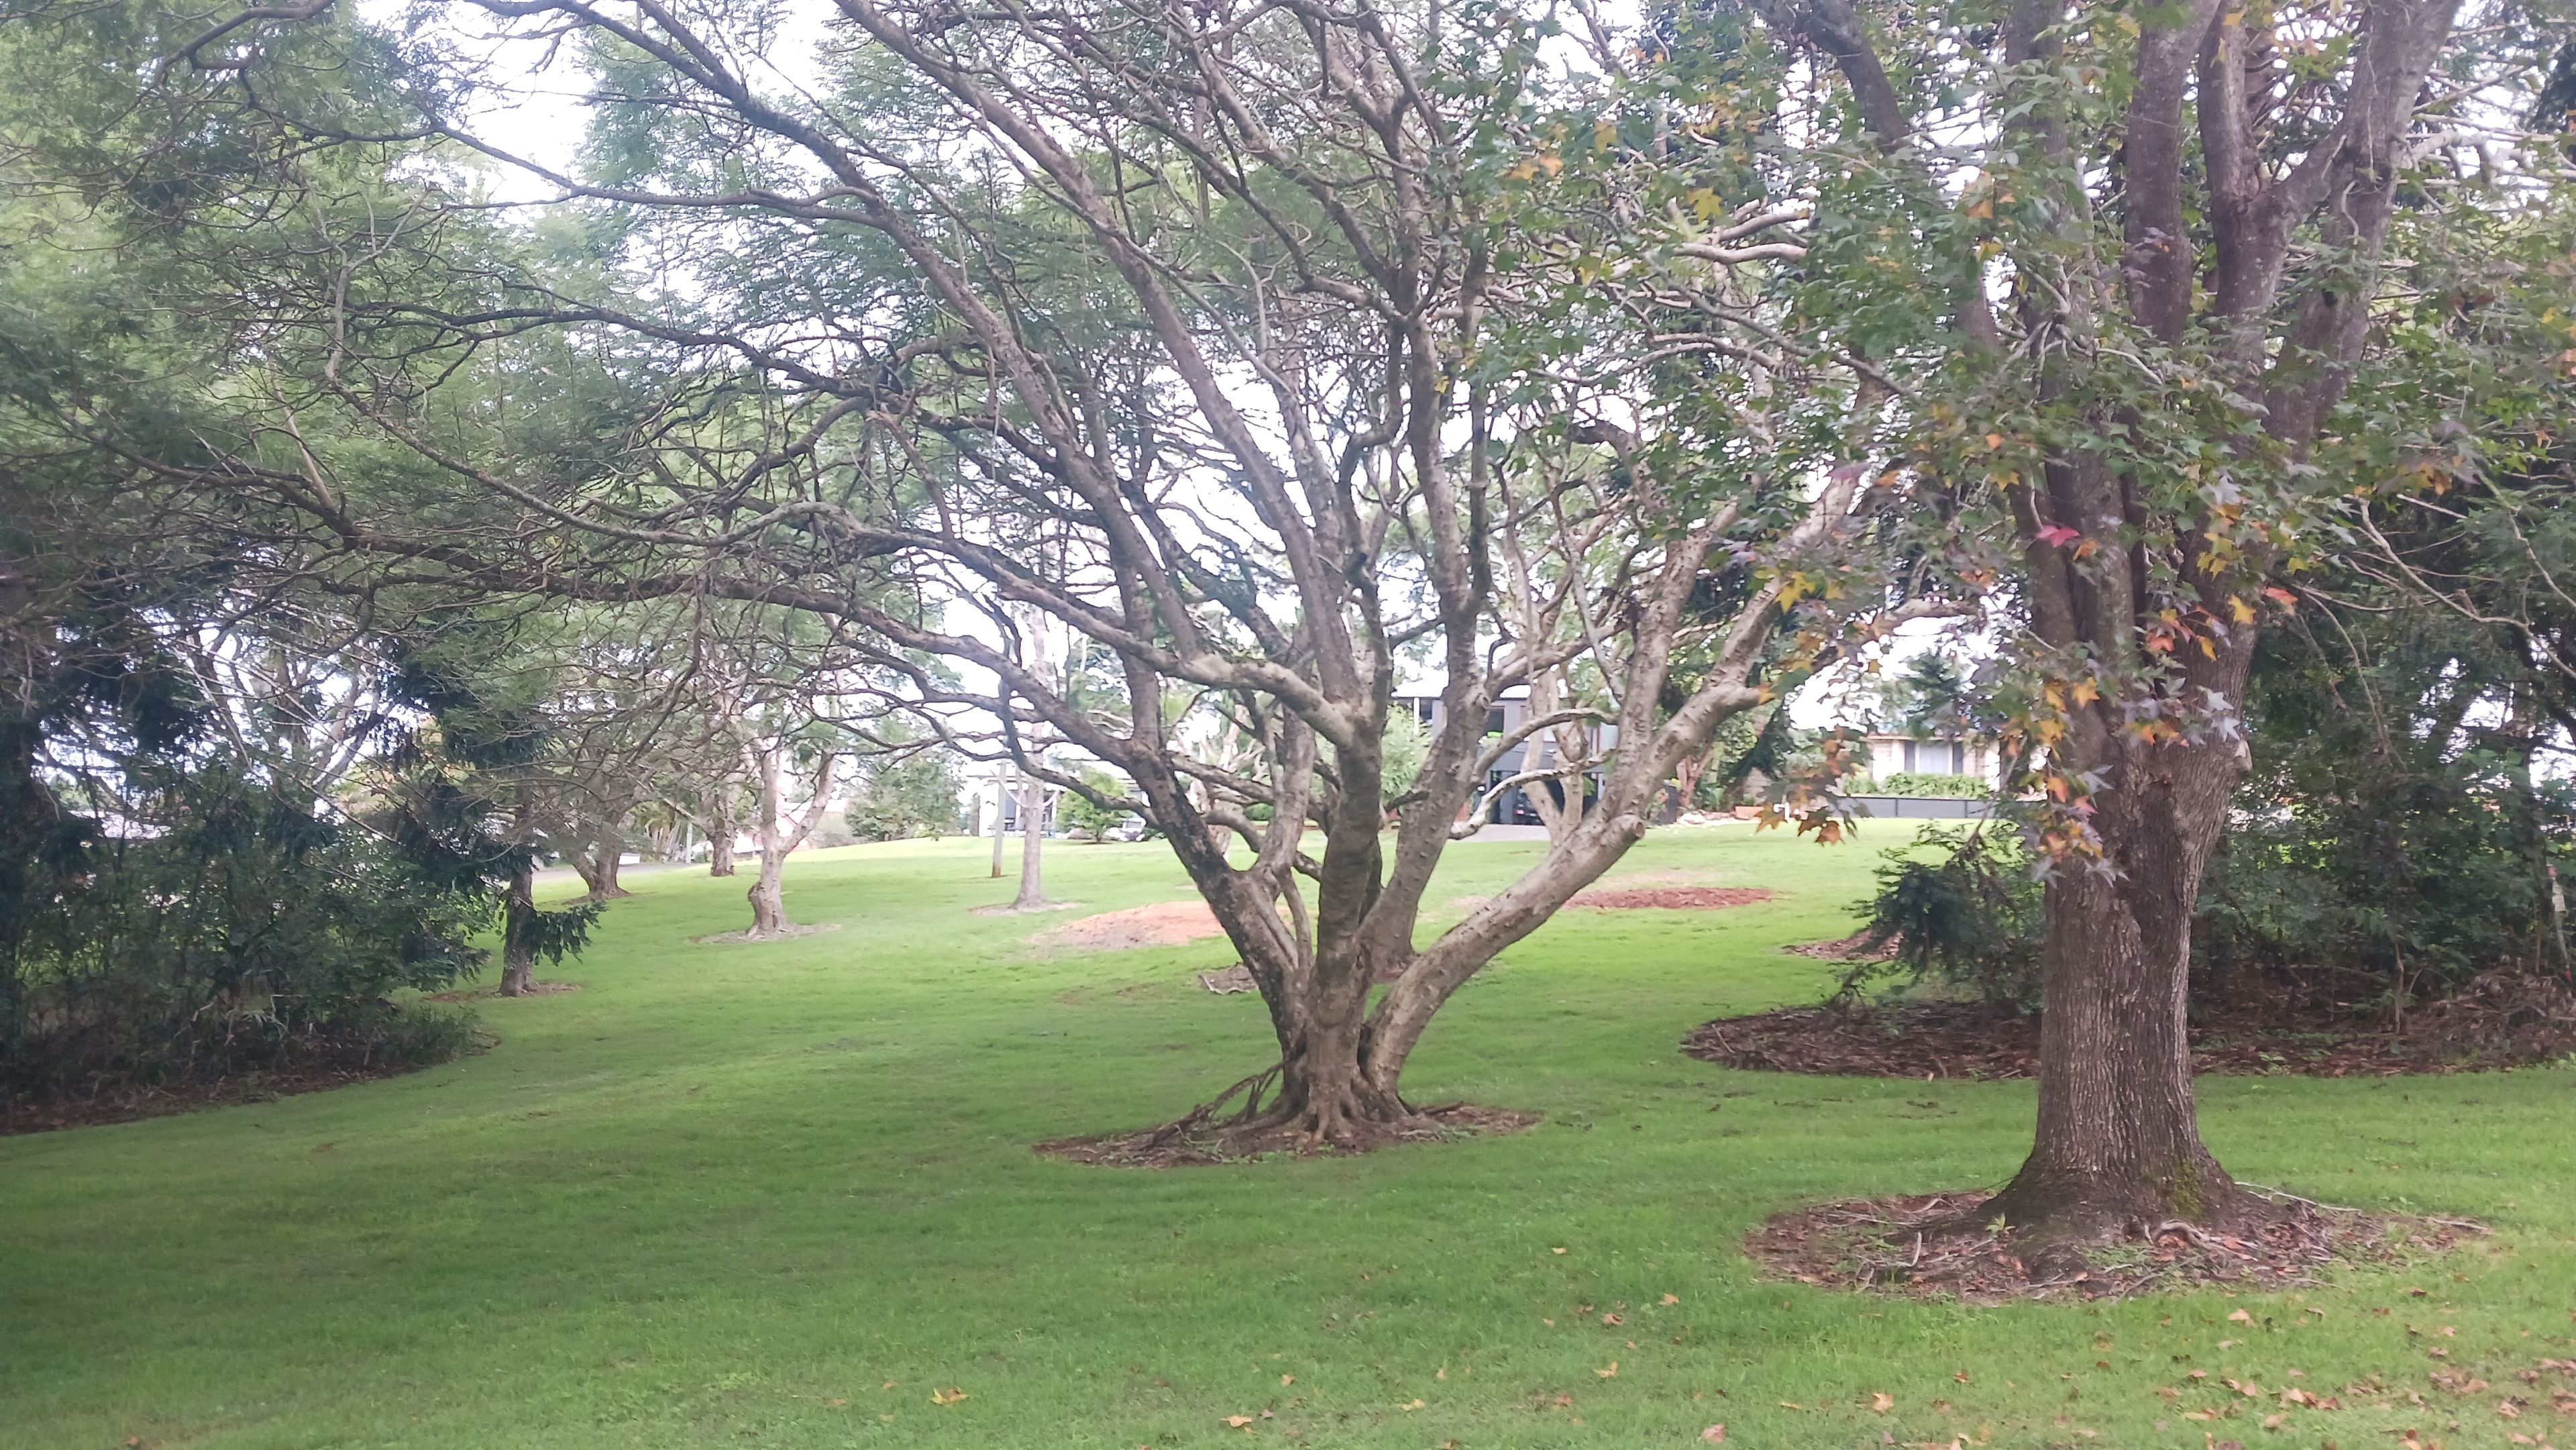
left=3, top=827, right=2570, bottom=1450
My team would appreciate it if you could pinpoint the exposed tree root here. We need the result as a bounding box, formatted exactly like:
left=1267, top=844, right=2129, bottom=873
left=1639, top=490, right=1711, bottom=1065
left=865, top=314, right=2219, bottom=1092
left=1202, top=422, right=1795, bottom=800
left=689, top=922, right=841, bottom=945
left=1036, top=1066, right=1536, bottom=1166
left=1745, top=1187, right=2478, bottom=1304
left=428, top=981, right=582, bottom=1001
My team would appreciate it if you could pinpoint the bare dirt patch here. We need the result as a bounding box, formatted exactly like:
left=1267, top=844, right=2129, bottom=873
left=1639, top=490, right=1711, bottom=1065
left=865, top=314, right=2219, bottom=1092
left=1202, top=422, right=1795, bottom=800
left=1037, top=1101, right=1538, bottom=1167
left=1683, top=981, right=2576, bottom=1080
left=1039, top=899, right=1226, bottom=950
left=1745, top=1188, right=2475, bottom=1304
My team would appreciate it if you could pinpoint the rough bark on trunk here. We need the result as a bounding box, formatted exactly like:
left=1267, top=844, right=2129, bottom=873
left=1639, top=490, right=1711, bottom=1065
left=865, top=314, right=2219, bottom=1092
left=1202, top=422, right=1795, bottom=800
left=1012, top=770, right=1048, bottom=909
left=1985, top=796, right=2250, bottom=1239
left=499, top=857, right=537, bottom=996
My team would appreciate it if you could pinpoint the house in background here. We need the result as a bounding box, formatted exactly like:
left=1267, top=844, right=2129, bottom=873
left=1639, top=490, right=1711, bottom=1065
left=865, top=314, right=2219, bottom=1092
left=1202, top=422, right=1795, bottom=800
left=1856, top=731, right=2000, bottom=784
left=1394, top=691, right=1640, bottom=827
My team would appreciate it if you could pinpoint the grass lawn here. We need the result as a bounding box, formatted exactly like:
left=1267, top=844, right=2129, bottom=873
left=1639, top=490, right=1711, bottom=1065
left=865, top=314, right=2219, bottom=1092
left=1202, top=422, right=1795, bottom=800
left=4, top=825, right=2572, bottom=1449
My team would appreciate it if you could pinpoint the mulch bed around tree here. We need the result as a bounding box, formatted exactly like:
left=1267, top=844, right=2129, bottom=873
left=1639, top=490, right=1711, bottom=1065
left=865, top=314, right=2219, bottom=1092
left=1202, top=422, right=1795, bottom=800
left=1745, top=1188, right=2478, bottom=1304
left=1037, top=1102, right=1538, bottom=1167
left=1684, top=976, right=2576, bottom=1080
left=0, top=1051, right=480, bottom=1137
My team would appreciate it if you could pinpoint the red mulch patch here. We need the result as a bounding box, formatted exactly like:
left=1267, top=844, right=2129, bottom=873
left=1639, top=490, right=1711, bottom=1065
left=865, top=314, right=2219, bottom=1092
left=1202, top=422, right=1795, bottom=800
left=1038, top=1102, right=1538, bottom=1167
left=1684, top=984, right=2576, bottom=1080
left=1040, top=900, right=1224, bottom=950
left=1746, top=1189, right=2476, bottom=1304
left=1570, top=885, right=1773, bottom=910
left=0, top=1053, right=472, bottom=1137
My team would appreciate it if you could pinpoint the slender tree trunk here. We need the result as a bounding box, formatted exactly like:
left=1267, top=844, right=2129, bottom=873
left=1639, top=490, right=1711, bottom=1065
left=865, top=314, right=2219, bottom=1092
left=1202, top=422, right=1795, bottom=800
left=708, top=790, right=737, bottom=878
left=1012, top=770, right=1048, bottom=909
left=989, top=767, right=1009, bottom=878
left=744, top=745, right=792, bottom=937
left=500, top=856, right=537, bottom=997
left=1984, top=749, right=2257, bottom=1242
left=747, top=842, right=788, bottom=937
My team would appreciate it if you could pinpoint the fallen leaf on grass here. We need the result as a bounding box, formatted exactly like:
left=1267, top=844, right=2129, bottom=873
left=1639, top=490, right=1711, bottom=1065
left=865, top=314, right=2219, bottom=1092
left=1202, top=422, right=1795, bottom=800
left=1700, top=1426, right=1727, bottom=1443
left=1602, top=1312, right=1623, bottom=1325
left=1224, top=1415, right=1255, bottom=1428
left=1872, top=1393, right=1895, bottom=1413
left=1399, top=1399, right=1426, bottom=1411
left=1663, top=1294, right=1682, bottom=1305
left=2229, top=1309, right=2253, bottom=1323
left=1280, top=1374, right=1293, bottom=1386
left=1597, top=1363, right=1618, bottom=1379
left=1552, top=1247, right=1568, bottom=1254
left=929, top=1388, right=967, bottom=1406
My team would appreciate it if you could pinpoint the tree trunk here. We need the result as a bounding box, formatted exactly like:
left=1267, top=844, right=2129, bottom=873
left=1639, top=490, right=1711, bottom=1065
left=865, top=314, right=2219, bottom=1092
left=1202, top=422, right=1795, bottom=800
left=499, top=856, right=537, bottom=996
left=989, top=768, right=1009, bottom=878
left=1984, top=750, right=2258, bottom=1243
left=590, top=825, right=629, bottom=898
left=708, top=792, right=737, bottom=878
left=571, top=829, right=631, bottom=900
left=1012, top=770, right=1048, bottom=909
left=743, top=742, right=793, bottom=937
left=747, top=843, right=788, bottom=937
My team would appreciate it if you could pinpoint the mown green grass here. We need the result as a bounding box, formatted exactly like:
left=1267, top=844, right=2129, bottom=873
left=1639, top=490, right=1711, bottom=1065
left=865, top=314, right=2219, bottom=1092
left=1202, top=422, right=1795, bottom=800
left=3, top=826, right=2571, bottom=1450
